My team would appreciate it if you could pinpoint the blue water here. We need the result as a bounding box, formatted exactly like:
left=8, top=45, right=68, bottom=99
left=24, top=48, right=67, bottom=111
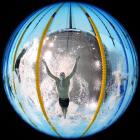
left=2, top=2, right=138, bottom=138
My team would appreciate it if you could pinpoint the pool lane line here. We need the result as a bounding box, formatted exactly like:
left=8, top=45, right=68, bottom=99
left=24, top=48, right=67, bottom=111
left=108, top=17, right=135, bottom=69
left=93, top=7, right=129, bottom=126
left=79, top=4, right=107, bottom=137
left=103, top=17, right=129, bottom=126
left=18, top=102, right=38, bottom=128
left=12, top=6, right=52, bottom=95
left=30, top=5, right=55, bottom=35
left=10, top=6, right=53, bottom=131
left=35, top=4, right=64, bottom=137
left=93, top=7, right=129, bottom=75
left=4, top=16, right=30, bottom=98
left=114, top=22, right=135, bottom=70
left=69, top=2, right=72, bottom=29
left=85, top=5, right=116, bottom=47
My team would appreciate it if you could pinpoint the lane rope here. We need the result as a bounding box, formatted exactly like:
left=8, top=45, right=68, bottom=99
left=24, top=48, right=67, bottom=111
left=35, top=4, right=64, bottom=137
left=10, top=5, right=61, bottom=133
left=12, top=6, right=51, bottom=95
left=10, top=7, right=51, bottom=127
left=79, top=4, right=107, bottom=137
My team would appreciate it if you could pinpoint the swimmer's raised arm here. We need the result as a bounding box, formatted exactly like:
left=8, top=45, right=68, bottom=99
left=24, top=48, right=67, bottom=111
left=42, top=59, right=58, bottom=80
left=66, top=56, right=80, bottom=80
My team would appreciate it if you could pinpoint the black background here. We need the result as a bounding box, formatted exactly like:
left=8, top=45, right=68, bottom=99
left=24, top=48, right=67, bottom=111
left=0, top=0, right=140, bottom=140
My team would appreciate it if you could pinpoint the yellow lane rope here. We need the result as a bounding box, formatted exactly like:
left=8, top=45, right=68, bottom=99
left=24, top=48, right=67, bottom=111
left=35, top=4, right=63, bottom=137
left=79, top=5, right=107, bottom=137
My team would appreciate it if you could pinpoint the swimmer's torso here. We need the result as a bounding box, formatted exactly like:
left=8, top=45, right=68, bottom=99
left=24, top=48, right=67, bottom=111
left=56, top=78, right=70, bottom=99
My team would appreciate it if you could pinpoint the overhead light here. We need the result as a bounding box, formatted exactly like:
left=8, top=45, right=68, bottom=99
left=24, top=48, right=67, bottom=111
left=49, top=42, right=54, bottom=47
left=46, top=37, right=49, bottom=40
left=95, top=60, right=101, bottom=69
left=44, top=51, right=52, bottom=60
left=43, top=37, right=50, bottom=46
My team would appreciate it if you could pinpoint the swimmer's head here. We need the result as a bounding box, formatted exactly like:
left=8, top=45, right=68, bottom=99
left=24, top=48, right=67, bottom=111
left=60, top=72, right=65, bottom=79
